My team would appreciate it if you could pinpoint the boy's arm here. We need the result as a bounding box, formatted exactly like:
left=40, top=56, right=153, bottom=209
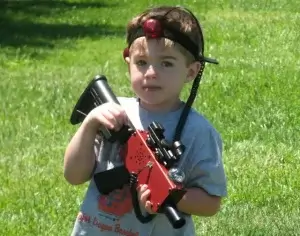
left=177, top=127, right=227, bottom=216
left=64, top=102, right=127, bottom=185
left=64, top=121, right=98, bottom=185
left=176, top=188, right=221, bottom=216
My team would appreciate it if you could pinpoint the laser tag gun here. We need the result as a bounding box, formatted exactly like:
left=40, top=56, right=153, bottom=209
left=70, top=75, right=187, bottom=229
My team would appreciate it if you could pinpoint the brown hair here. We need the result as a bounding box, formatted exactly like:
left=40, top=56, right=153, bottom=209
left=126, top=6, right=204, bottom=64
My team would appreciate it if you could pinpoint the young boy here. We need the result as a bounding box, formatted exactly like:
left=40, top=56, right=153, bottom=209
left=64, top=5, right=227, bottom=236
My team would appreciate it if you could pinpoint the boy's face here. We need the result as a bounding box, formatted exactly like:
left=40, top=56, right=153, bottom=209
left=126, top=37, right=200, bottom=112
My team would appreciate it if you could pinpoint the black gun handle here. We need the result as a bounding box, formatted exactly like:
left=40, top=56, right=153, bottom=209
left=162, top=204, right=186, bottom=229
left=94, top=166, right=130, bottom=194
left=99, top=124, right=132, bottom=143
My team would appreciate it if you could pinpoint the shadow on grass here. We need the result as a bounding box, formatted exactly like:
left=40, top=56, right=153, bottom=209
left=0, top=0, right=118, bottom=14
left=0, top=0, right=125, bottom=49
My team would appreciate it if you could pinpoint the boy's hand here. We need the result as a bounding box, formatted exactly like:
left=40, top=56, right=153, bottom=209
left=138, top=184, right=156, bottom=215
left=84, top=102, right=128, bottom=131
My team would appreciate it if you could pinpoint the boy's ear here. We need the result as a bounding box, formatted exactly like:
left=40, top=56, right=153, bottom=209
left=124, top=57, right=130, bottom=64
left=124, top=57, right=131, bottom=75
left=186, top=61, right=202, bottom=82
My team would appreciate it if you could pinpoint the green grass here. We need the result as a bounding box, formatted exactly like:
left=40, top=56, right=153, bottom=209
left=0, top=0, right=299, bottom=235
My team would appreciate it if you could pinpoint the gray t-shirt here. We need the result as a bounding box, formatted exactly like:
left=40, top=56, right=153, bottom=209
left=71, top=97, right=227, bottom=236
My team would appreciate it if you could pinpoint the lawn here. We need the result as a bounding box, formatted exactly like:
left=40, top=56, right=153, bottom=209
left=0, top=0, right=299, bottom=235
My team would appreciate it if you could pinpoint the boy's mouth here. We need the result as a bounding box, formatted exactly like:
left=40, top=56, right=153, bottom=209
left=142, top=86, right=162, bottom=91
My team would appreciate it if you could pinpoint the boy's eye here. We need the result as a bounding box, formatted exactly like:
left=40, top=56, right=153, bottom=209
left=136, top=60, right=147, bottom=66
left=161, top=61, right=173, bottom=67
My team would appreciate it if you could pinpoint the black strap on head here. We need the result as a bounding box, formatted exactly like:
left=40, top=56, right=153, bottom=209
left=126, top=6, right=218, bottom=65
left=127, top=18, right=199, bottom=61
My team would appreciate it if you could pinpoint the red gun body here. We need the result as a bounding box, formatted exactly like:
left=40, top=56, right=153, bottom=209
left=123, top=130, right=186, bottom=212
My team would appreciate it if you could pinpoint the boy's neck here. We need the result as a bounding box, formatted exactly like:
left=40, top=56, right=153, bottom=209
left=139, top=98, right=183, bottom=113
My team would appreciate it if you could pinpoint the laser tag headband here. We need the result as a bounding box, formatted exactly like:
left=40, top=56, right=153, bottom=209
left=123, top=7, right=218, bottom=65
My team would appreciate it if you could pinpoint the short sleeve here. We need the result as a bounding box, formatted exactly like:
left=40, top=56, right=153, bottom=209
left=184, top=127, right=227, bottom=197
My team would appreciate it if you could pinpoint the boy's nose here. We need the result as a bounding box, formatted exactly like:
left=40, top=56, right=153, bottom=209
left=144, top=65, right=157, bottom=79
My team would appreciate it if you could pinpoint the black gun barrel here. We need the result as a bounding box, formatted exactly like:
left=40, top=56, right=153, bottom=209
left=92, top=75, right=120, bottom=104
left=163, top=203, right=186, bottom=229
left=70, top=75, right=133, bottom=142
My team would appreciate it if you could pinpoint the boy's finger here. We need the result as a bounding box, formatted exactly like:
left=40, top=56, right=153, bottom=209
left=138, top=184, right=147, bottom=192
left=137, top=184, right=146, bottom=199
left=107, top=107, right=128, bottom=130
left=95, top=113, right=115, bottom=130
left=140, top=189, right=150, bottom=203
left=101, top=111, right=119, bottom=129
left=110, top=103, right=128, bottom=124
left=145, top=201, right=155, bottom=214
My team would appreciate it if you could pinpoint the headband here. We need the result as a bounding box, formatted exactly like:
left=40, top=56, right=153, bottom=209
left=123, top=10, right=218, bottom=64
